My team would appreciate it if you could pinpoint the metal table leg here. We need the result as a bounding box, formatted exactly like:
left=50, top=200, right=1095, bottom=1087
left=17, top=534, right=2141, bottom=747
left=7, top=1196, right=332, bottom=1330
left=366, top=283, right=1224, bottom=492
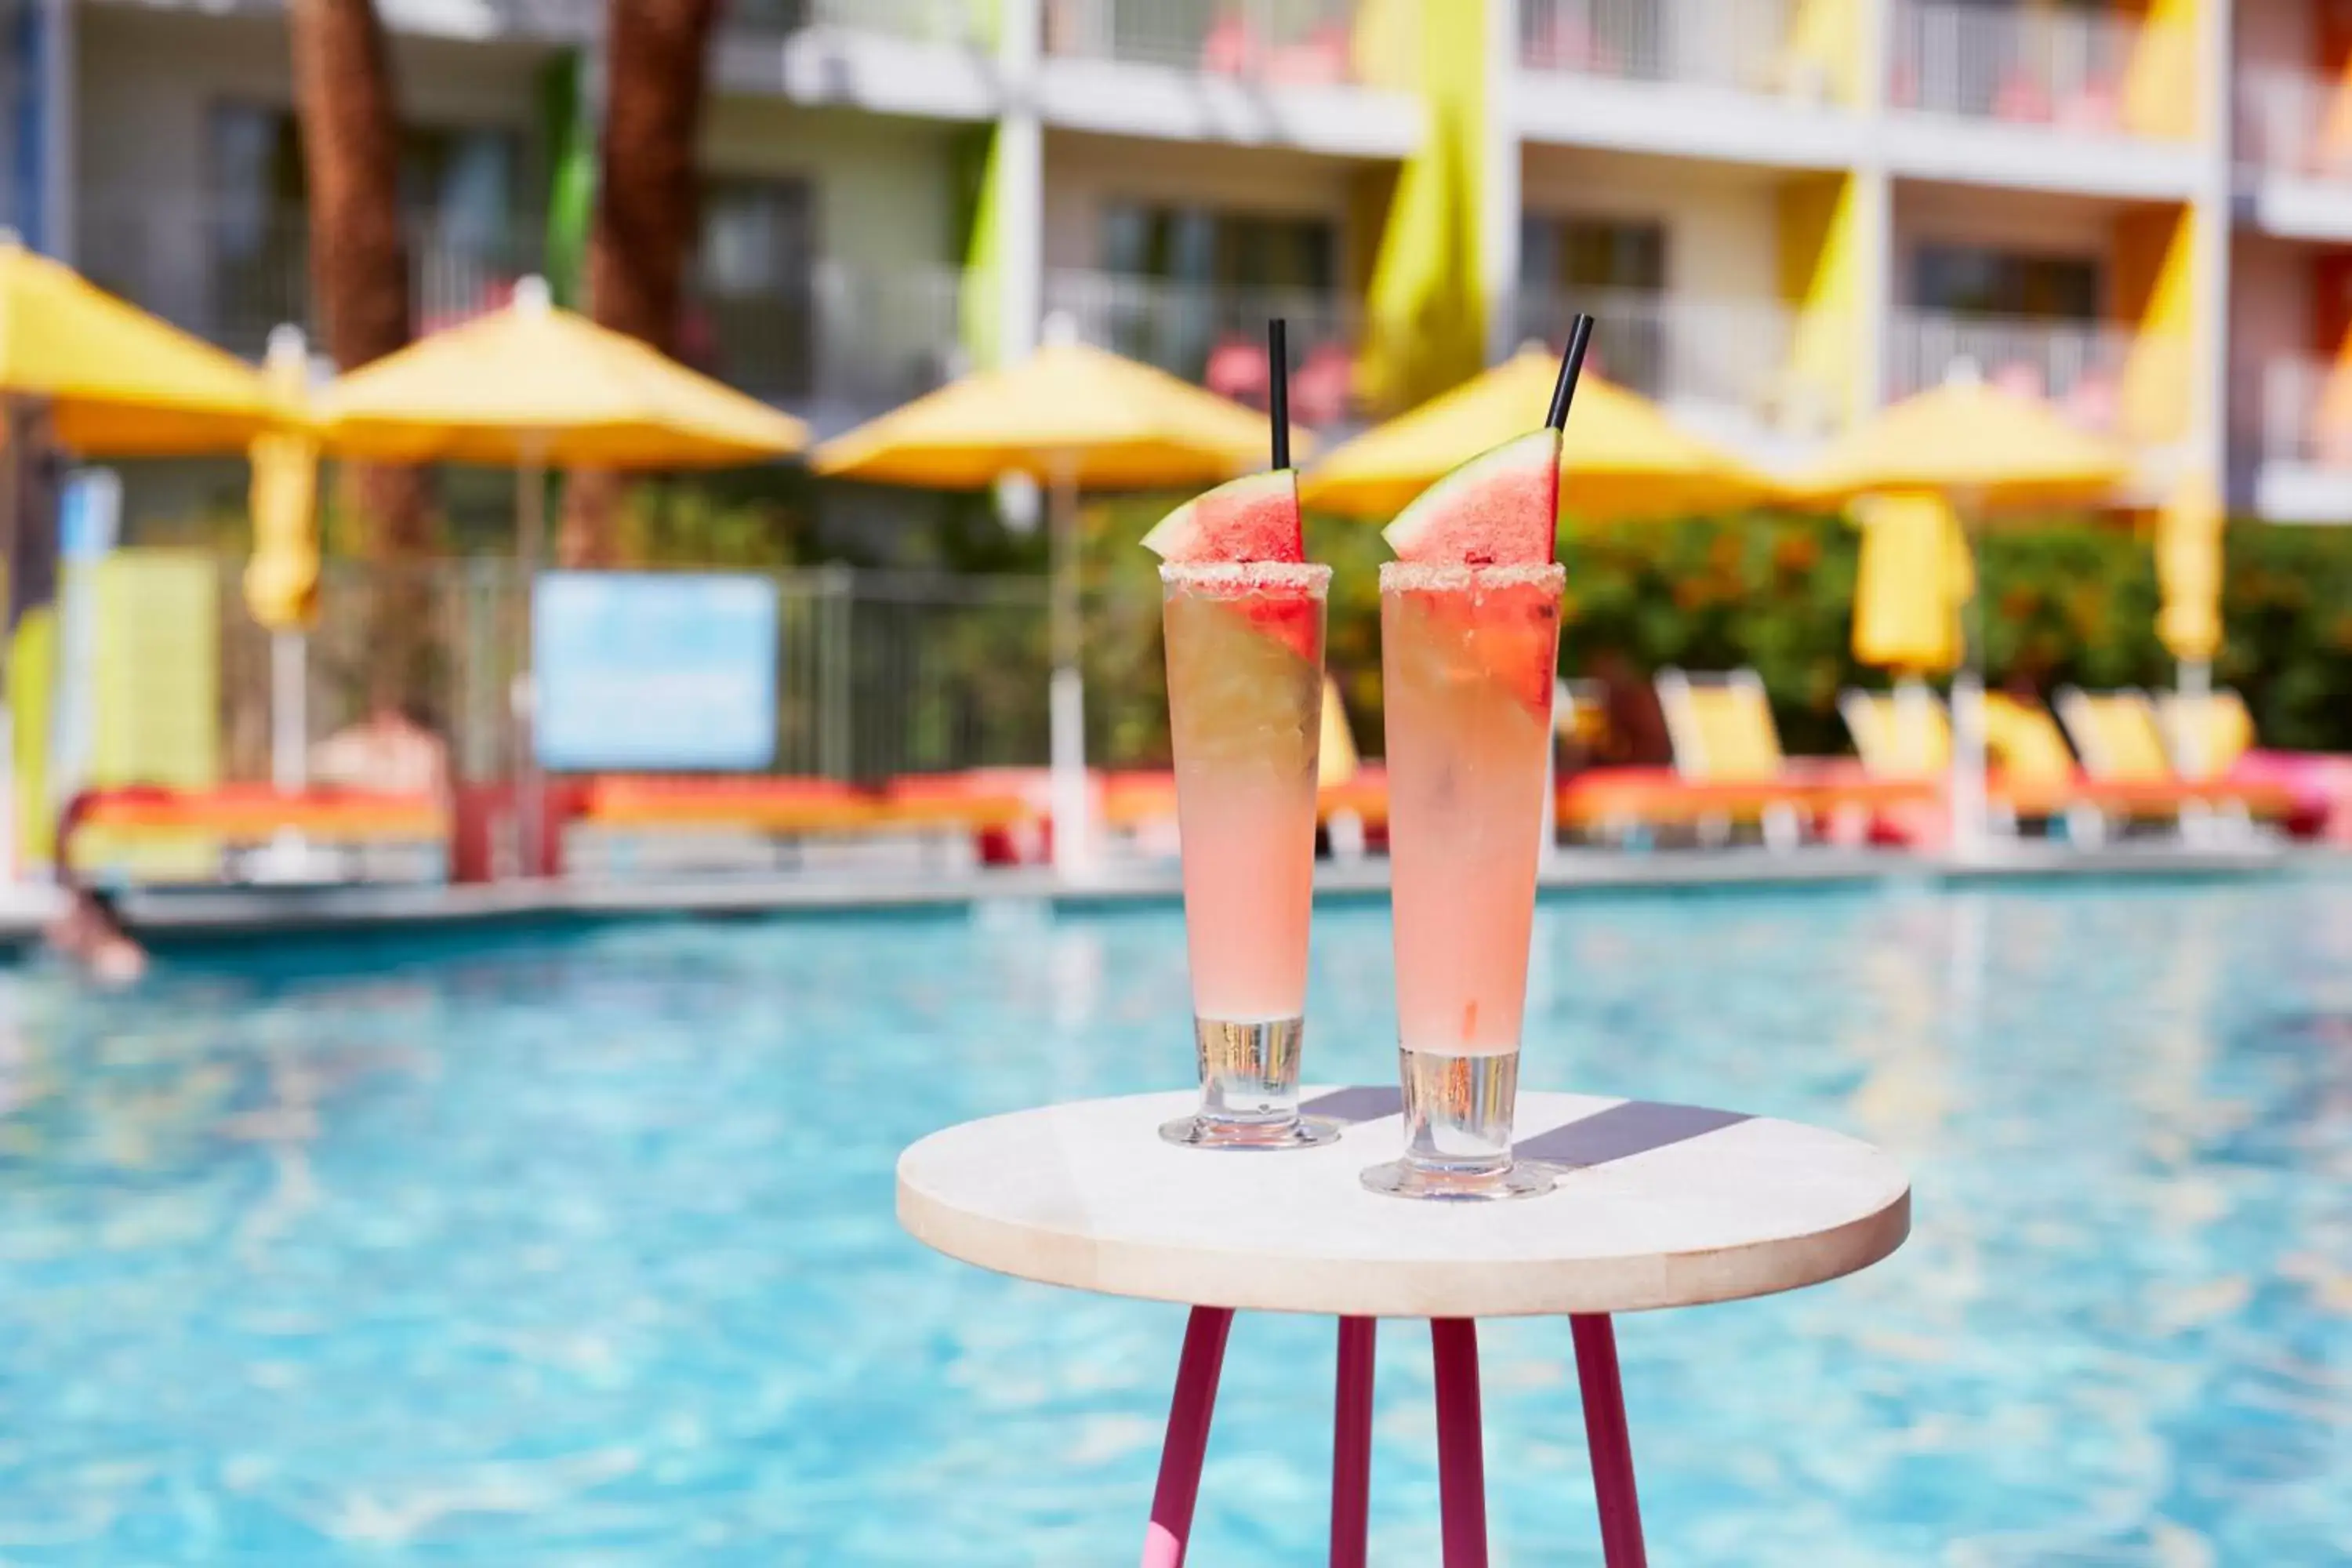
left=1142, top=1305, right=1234, bottom=1568
left=1571, top=1313, right=1649, bottom=1568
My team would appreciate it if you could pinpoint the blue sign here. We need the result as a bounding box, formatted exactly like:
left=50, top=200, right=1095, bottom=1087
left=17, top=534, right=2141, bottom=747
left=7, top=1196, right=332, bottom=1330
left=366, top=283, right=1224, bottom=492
left=532, top=572, right=779, bottom=771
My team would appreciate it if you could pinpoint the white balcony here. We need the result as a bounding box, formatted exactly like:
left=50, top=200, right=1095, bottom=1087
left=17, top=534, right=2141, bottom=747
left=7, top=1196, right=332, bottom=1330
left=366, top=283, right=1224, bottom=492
left=2250, top=358, right=2352, bottom=521
left=75, top=195, right=963, bottom=426
left=711, top=0, right=1000, bottom=117
left=77, top=200, right=541, bottom=361
left=1515, top=287, right=1809, bottom=451
left=2233, top=67, right=2352, bottom=242
left=1044, top=269, right=1363, bottom=429
left=1519, top=0, right=1827, bottom=101
left=1886, top=309, right=2132, bottom=434
left=1513, top=0, right=1861, bottom=168
left=1035, top=0, right=1417, bottom=158
left=1881, top=0, right=2198, bottom=198
left=722, top=263, right=968, bottom=431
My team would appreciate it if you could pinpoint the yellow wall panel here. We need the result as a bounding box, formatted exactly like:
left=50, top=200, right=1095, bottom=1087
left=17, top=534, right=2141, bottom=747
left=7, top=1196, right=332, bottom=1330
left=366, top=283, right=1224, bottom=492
left=1360, top=0, right=1487, bottom=414
left=2118, top=0, right=2201, bottom=141
left=1778, top=173, right=1872, bottom=431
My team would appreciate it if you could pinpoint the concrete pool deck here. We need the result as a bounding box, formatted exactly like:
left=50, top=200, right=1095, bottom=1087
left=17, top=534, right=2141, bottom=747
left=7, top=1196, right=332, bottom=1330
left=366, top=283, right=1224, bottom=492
left=1, top=840, right=2339, bottom=951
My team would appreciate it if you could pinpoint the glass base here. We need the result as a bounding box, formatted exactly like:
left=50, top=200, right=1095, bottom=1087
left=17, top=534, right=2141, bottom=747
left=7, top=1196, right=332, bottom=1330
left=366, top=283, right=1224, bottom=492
left=1359, top=1157, right=1558, bottom=1201
left=1160, top=1113, right=1342, bottom=1149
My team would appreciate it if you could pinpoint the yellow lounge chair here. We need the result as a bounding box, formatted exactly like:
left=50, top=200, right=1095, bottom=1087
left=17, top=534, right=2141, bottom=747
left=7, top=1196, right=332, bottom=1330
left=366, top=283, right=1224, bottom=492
left=2055, top=688, right=2291, bottom=837
left=1838, top=685, right=1951, bottom=779
left=2154, top=688, right=2256, bottom=782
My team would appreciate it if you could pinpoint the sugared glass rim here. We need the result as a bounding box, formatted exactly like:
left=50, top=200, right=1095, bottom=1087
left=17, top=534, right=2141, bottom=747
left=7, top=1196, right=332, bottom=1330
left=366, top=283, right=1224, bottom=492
left=1159, top=561, right=1333, bottom=594
left=1379, top=561, right=1565, bottom=591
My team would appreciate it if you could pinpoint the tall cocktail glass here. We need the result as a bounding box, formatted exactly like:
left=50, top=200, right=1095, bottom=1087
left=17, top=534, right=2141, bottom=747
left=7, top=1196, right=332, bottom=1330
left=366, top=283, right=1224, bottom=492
left=1363, top=561, right=1565, bottom=1198
left=1157, top=561, right=1338, bottom=1148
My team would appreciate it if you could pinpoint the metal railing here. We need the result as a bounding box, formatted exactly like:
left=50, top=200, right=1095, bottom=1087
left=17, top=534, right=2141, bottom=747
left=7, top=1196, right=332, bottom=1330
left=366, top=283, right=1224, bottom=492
left=212, top=559, right=1052, bottom=793
left=684, top=262, right=967, bottom=414
left=1041, top=0, right=1365, bottom=83
left=726, top=0, right=989, bottom=45
left=1886, top=308, right=2134, bottom=431
left=2235, top=66, right=2352, bottom=183
left=1514, top=287, right=1798, bottom=433
left=2256, top=358, right=2352, bottom=469
left=1888, top=0, right=2136, bottom=132
left=96, top=0, right=978, bottom=44
left=1044, top=269, right=1361, bottom=426
left=1516, top=0, right=1827, bottom=102
left=75, top=200, right=964, bottom=419
left=77, top=201, right=543, bottom=361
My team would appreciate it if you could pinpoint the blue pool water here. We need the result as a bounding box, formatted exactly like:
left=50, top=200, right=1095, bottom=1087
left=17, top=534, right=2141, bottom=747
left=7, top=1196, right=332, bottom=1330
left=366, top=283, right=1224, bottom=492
left=0, top=877, right=2348, bottom=1564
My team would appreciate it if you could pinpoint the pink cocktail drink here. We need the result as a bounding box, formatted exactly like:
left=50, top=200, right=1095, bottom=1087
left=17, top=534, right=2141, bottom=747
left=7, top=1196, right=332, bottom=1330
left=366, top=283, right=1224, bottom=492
left=1158, top=561, right=1334, bottom=1146
left=1374, top=561, right=1564, bottom=1197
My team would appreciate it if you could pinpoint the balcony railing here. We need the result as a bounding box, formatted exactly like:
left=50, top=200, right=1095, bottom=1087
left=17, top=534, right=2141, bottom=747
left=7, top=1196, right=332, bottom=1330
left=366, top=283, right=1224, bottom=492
left=1886, top=309, right=2133, bottom=432
left=1517, top=0, right=1835, bottom=103
left=1888, top=0, right=2136, bottom=133
left=2236, top=66, right=2352, bottom=183
left=1044, top=269, right=1362, bottom=426
left=1041, top=0, right=1367, bottom=85
left=2257, top=358, right=2352, bottom=469
left=688, top=263, right=967, bottom=414
left=1515, top=288, right=1799, bottom=434
left=78, top=202, right=543, bottom=361
left=78, top=198, right=964, bottom=418
left=726, top=0, right=988, bottom=45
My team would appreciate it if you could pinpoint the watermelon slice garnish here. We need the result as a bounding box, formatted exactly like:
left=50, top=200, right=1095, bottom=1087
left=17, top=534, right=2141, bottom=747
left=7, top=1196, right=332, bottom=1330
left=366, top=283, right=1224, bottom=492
left=1241, top=587, right=1322, bottom=665
left=1382, top=429, right=1561, bottom=565
left=1142, top=469, right=1303, bottom=564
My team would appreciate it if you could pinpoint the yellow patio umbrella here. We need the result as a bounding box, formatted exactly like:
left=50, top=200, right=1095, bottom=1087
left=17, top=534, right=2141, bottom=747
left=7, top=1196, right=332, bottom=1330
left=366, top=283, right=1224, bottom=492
left=1299, top=348, right=1781, bottom=521
left=1795, top=375, right=2131, bottom=512
left=314, top=276, right=807, bottom=872
left=0, top=231, right=280, bottom=457
left=245, top=325, right=322, bottom=792
left=2154, top=473, right=2225, bottom=777
left=1797, top=372, right=2129, bottom=858
left=813, top=337, right=1275, bottom=490
left=314, top=277, right=807, bottom=474
left=814, top=333, right=1294, bottom=874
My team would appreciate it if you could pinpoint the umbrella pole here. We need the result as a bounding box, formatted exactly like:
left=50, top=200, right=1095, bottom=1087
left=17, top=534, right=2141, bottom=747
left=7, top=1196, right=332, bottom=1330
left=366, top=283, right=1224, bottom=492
left=1949, top=508, right=1989, bottom=864
left=514, top=443, right=546, bottom=879
left=270, top=630, right=307, bottom=793
left=2179, top=655, right=2212, bottom=780
left=1047, top=465, right=1091, bottom=879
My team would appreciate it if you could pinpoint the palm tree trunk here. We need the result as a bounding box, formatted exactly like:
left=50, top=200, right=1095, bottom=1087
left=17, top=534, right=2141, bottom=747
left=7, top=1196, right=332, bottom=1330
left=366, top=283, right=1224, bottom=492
left=288, top=0, right=435, bottom=703
left=559, top=0, right=721, bottom=568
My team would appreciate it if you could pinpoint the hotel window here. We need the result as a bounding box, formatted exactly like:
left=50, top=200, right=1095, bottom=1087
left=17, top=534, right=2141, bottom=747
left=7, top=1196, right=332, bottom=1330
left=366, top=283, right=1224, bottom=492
left=206, top=104, right=524, bottom=347
left=693, top=176, right=816, bottom=398
left=1520, top=215, right=1667, bottom=393
left=1096, top=202, right=1338, bottom=383
left=1913, top=245, right=2101, bottom=321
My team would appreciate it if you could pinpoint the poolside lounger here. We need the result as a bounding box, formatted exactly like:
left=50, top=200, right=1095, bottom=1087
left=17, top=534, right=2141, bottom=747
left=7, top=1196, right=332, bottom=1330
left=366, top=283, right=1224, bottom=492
left=2154, top=688, right=2256, bottom=781
left=1596, top=668, right=1926, bottom=850
left=1838, top=685, right=1951, bottom=779
left=61, top=785, right=451, bottom=884
left=2051, top=689, right=2293, bottom=837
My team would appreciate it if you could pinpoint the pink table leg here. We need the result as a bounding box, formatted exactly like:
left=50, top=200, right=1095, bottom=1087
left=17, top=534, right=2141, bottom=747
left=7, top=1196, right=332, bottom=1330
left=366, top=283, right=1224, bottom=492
left=1330, top=1316, right=1376, bottom=1568
left=1142, top=1305, right=1235, bottom=1568
left=1571, top=1313, right=1649, bottom=1568
left=1429, top=1317, right=1488, bottom=1568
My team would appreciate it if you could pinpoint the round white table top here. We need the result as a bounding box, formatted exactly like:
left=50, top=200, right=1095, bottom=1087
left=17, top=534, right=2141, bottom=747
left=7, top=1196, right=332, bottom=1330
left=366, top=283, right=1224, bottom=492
left=897, top=1087, right=1911, bottom=1319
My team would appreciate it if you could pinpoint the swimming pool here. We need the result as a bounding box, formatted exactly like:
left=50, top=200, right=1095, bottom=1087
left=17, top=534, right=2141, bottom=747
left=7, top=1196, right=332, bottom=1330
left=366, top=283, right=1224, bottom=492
left=0, top=877, right=2346, bottom=1564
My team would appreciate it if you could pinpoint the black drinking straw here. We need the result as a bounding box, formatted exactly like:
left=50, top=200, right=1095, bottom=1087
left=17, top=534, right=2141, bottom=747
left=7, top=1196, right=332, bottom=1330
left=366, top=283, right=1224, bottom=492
left=1269, top=317, right=1290, bottom=470
left=1547, top=313, right=1595, bottom=432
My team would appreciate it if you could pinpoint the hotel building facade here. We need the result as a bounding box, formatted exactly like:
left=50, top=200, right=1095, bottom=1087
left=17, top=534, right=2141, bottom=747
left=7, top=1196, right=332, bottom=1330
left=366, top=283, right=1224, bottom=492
left=4, top=0, right=2351, bottom=520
